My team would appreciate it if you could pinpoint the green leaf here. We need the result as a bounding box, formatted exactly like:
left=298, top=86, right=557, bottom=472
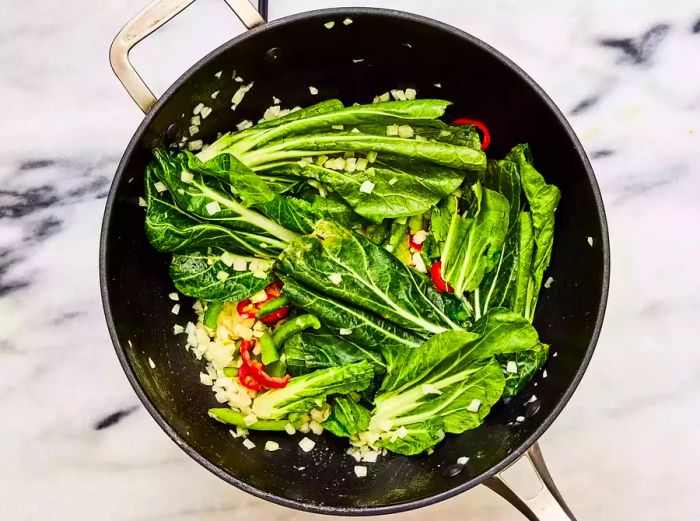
left=284, top=327, right=386, bottom=376
left=151, top=149, right=298, bottom=243
left=278, top=274, right=422, bottom=367
left=144, top=166, right=279, bottom=257
left=506, top=145, right=560, bottom=322
left=169, top=250, right=272, bottom=302
left=441, top=182, right=510, bottom=297
left=513, top=211, right=535, bottom=316
left=375, top=420, right=445, bottom=456
left=251, top=361, right=374, bottom=420
left=278, top=220, right=463, bottom=336
left=323, top=396, right=371, bottom=437
left=208, top=408, right=298, bottom=431
left=286, top=158, right=465, bottom=223
left=496, top=346, right=549, bottom=397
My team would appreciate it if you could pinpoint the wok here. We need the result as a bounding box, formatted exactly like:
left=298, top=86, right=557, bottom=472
left=101, top=1, right=609, bottom=518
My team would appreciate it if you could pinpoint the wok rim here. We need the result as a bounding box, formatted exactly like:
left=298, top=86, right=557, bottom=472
left=99, top=6, right=610, bottom=516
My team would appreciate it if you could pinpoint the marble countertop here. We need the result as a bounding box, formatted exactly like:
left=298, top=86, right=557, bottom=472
left=2, top=0, right=699, bottom=519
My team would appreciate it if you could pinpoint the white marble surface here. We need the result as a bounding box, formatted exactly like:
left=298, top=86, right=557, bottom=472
left=1, top=0, right=699, bottom=519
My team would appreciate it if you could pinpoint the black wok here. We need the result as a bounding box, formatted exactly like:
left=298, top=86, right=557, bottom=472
left=101, top=1, right=609, bottom=518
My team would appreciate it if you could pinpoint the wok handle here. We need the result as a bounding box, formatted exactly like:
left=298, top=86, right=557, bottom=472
left=485, top=443, right=578, bottom=521
left=109, top=0, right=265, bottom=113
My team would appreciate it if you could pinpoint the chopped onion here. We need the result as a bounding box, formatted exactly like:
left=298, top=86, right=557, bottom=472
left=421, top=384, right=442, bottom=395
left=404, top=88, right=417, bottom=100
left=235, top=76, right=244, bottom=83
left=148, top=357, right=156, bottom=369
left=242, top=438, right=256, bottom=449
left=236, top=120, right=253, bottom=131
left=529, top=395, right=538, bottom=403
left=216, top=271, right=229, bottom=282
left=466, top=399, right=481, bottom=413
left=250, top=290, right=268, bottom=303
left=138, top=197, right=147, bottom=207
left=264, top=441, right=280, bottom=452
left=356, top=158, right=368, bottom=171
left=171, top=304, right=180, bottom=315
left=205, top=201, right=221, bottom=215
left=506, top=361, right=518, bottom=373
left=299, top=437, right=316, bottom=452
left=339, top=328, right=353, bottom=336
left=214, top=70, right=222, bottom=79
left=309, top=421, right=324, bottom=435
left=359, top=180, right=375, bottom=194
left=324, top=21, right=335, bottom=29
left=231, top=82, right=254, bottom=106
left=386, top=124, right=400, bottom=137
left=187, top=140, right=203, bottom=151
left=412, top=252, right=427, bottom=273
left=210, top=90, right=219, bottom=99
left=457, top=456, right=469, bottom=465
left=200, top=372, right=213, bottom=386
left=243, top=413, right=258, bottom=426
left=309, top=86, right=319, bottom=95
left=220, top=251, right=236, bottom=267
left=412, top=230, right=427, bottom=244
left=200, top=106, right=212, bottom=119
left=190, top=115, right=201, bottom=126
left=188, top=125, right=199, bottom=136
left=543, top=369, right=548, bottom=378
left=173, top=324, right=185, bottom=335
left=353, top=58, right=364, bottom=63
left=154, top=181, right=167, bottom=193
left=434, top=83, right=442, bottom=88
left=544, top=276, right=554, bottom=289
left=366, top=151, right=378, bottom=163
left=329, top=273, right=343, bottom=285
left=343, top=18, right=353, bottom=25
left=516, top=416, right=525, bottom=423
left=180, top=171, right=194, bottom=184
left=332, top=124, right=344, bottom=130
left=398, top=125, right=414, bottom=139
left=272, top=96, right=281, bottom=104
left=354, top=465, right=367, bottom=478
left=390, top=89, right=407, bottom=101
left=285, top=423, right=296, bottom=435
left=587, top=236, right=594, bottom=247
left=193, top=102, right=204, bottom=115
left=345, top=157, right=357, bottom=172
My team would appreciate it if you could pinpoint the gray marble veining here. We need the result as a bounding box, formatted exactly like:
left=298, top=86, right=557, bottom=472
left=1, top=0, right=699, bottom=519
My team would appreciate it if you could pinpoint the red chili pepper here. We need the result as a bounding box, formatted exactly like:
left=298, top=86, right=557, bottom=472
left=409, top=234, right=424, bottom=252
left=249, top=360, right=291, bottom=389
left=236, top=299, right=258, bottom=319
left=261, top=305, right=291, bottom=325
left=453, top=118, right=491, bottom=150
left=430, top=261, right=453, bottom=293
left=238, top=363, right=264, bottom=391
left=238, top=338, right=290, bottom=389
left=265, top=280, right=284, bottom=298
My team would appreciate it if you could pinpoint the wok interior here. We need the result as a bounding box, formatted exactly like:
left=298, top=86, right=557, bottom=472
left=104, top=10, right=606, bottom=513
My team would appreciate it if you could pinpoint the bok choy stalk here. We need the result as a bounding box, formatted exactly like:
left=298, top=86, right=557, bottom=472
left=251, top=361, right=374, bottom=419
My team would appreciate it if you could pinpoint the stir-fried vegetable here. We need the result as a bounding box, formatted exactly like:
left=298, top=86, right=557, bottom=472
left=141, top=97, right=559, bottom=457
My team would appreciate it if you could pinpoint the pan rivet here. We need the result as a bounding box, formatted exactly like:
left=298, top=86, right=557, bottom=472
left=525, top=400, right=541, bottom=418
left=266, top=47, right=282, bottom=61
left=443, top=463, right=465, bottom=478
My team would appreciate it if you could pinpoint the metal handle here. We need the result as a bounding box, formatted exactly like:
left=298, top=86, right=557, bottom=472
left=486, top=443, right=577, bottom=521
left=110, top=0, right=266, bottom=113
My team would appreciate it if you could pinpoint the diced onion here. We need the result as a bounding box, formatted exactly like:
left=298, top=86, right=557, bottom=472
left=180, top=171, right=194, bottom=184
left=354, top=465, right=367, bottom=478
left=232, top=258, right=247, bottom=272
left=264, top=441, right=280, bottom=451
left=210, top=90, right=219, bottom=99
left=587, top=236, right=594, bottom=247
left=200, top=106, right=212, bottom=119
left=138, top=197, right=147, bottom=207
left=398, top=125, right=414, bottom=139
left=189, top=125, right=199, bottom=136
left=457, top=456, right=469, bottom=465
left=329, top=273, right=343, bottom=285
left=193, top=102, right=204, bottom=115
left=173, top=324, right=185, bottom=335
left=386, top=124, right=400, bottom=137
left=359, top=180, right=375, bottom=194
left=339, top=328, right=353, bottom=336
left=506, top=361, right=518, bottom=373
left=285, top=423, right=296, bottom=435
left=214, top=71, right=222, bottom=79
left=353, top=58, right=364, bottom=63
left=148, top=357, right=156, bottom=369
left=343, top=18, right=353, bottom=25
left=236, top=120, right=253, bottom=131
left=190, top=115, right=201, bottom=126
left=220, top=251, right=236, bottom=267
left=243, top=413, right=258, bottom=426
left=171, top=304, right=180, bottom=315
left=309, top=86, right=319, bottom=95
left=356, top=158, right=368, bottom=171
left=366, top=151, right=378, bottom=163
left=216, top=271, right=229, bottom=282
left=187, top=140, right=203, bottom=151
left=243, top=438, right=256, bottom=449
left=390, top=89, right=407, bottom=101
left=516, top=416, right=525, bottom=423
left=404, top=88, right=417, bottom=100
left=250, top=290, right=268, bottom=303
left=154, top=181, right=167, bottom=193
left=466, top=399, right=481, bottom=412
left=434, top=83, right=442, bottom=88
left=544, top=276, right=554, bottom=289
left=299, top=437, right=316, bottom=452
left=324, top=21, right=335, bottom=29
left=205, top=201, right=221, bottom=215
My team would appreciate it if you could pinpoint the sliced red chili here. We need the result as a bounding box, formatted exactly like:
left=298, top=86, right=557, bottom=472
left=261, top=305, right=291, bottom=325
left=430, top=261, right=453, bottom=293
left=265, top=280, right=284, bottom=298
left=238, top=363, right=263, bottom=391
left=453, top=118, right=491, bottom=150
left=236, top=299, right=257, bottom=319
left=249, top=360, right=291, bottom=389
left=409, top=234, right=424, bottom=252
